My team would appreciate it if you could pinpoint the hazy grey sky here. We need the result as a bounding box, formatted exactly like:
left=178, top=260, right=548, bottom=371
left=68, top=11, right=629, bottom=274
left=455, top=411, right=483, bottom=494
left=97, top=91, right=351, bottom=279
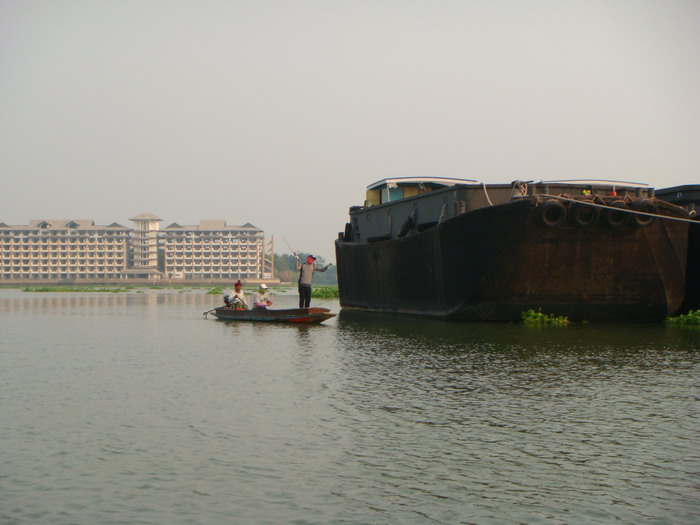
left=2, top=0, right=699, bottom=260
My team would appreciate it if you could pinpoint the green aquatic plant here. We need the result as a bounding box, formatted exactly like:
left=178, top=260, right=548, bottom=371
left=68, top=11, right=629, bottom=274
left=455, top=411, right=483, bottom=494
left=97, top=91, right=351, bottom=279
left=665, top=309, right=700, bottom=326
left=311, top=286, right=339, bottom=299
left=521, top=308, right=570, bottom=326
left=207, top=287, right=224, bottom=295
left=22, top=286, right=133, bottom=293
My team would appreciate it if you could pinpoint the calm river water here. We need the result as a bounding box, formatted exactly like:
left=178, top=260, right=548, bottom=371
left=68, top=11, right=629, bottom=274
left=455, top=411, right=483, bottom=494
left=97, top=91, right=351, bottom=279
left=1, top=289, right=698, bottom=524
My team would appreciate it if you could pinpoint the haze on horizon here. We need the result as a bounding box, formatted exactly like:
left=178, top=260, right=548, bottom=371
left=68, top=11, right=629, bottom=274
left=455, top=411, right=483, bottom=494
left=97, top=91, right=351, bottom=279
left=1, top=0, right=698, bottom=261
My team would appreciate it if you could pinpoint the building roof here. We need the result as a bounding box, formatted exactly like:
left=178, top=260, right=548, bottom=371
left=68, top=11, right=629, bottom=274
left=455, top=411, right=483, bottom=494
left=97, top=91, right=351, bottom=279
left=199, top=220, right=227, bottom=230
left=0, top=217, right=262, bottom=233
left=161, top=220, right=262, bottom=232
left=0, top=220, right=130, bottom=231
left=28, top=219, right=96, bottom=229
left=129, top=212, right=162, bottom=221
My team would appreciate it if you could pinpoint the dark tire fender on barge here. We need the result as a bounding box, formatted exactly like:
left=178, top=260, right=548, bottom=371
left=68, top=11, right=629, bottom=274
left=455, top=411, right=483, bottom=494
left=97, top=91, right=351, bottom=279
left=602, top=200, right=630, bottom=229
left=537, top=200, right=567, bottom=228
left=630, top=200, right=658, bottom=228
left=570, top=202, right=600, bottom=228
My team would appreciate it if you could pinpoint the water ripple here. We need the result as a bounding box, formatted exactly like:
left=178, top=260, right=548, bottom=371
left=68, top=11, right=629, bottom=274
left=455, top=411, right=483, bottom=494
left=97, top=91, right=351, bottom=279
left=0, top=292, right=698, bottom=523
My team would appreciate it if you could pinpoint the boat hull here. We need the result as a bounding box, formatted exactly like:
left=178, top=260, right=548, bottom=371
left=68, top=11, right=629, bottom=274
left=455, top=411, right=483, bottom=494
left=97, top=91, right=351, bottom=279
left=335, top=198, right=689, bottom=322
left=212, top=307, right=336, bottom=324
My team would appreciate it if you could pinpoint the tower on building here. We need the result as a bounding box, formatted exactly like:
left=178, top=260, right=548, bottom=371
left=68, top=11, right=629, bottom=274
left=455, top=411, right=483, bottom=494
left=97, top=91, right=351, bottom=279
left=123, top=212, right=163, bottom=280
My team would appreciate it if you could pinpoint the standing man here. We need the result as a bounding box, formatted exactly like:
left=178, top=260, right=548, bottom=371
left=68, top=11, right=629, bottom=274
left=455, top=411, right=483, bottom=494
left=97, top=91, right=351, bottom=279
left=296, top=254, right=332, bottom=308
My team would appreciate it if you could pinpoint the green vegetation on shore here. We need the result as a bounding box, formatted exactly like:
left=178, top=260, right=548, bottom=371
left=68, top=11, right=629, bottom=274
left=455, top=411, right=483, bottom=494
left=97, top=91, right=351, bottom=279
left=665, top=310, right=700, bottom=326
left=311, top=286, right=339, bottom=299
left=19, top=285, right=193, bottom=293
left=22, top=286, right=136, bottom=293
left=521, top=309, right=570, bottom=326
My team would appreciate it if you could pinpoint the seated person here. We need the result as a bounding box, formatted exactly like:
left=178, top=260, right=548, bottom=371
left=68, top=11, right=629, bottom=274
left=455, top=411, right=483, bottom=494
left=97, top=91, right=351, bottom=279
left=231, top=280, right=248, bottom=310
left=223, top=280, right=249, bottom=310
left=253, top=283, right=273, bottom=309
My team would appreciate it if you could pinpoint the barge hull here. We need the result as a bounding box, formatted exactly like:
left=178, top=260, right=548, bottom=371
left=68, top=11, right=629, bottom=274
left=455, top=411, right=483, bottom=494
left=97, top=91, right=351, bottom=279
left=335, top=199, right=688, bottom=322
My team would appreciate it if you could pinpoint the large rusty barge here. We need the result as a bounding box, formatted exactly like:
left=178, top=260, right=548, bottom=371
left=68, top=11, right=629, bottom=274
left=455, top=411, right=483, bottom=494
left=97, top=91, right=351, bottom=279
left=335, top=178, right=689, bottom=321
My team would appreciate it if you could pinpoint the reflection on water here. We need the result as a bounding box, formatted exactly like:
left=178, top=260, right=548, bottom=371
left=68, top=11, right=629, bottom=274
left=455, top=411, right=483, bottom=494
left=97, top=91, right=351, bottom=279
left=1, top=290, right=698, bottom=524
left=0, top=289, right=217, bottom=313
left=332, top=311, right=700, bottom=524
left=338, top=309, right=700, bottom=354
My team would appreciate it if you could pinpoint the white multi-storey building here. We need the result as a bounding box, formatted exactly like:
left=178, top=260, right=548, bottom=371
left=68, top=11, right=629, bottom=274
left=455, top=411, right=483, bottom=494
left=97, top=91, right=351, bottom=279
left=0, top=214, right=273, bottom=282
left=0, top=220, right=130, bottom=280
left=161, top=220, right=270, bottom=280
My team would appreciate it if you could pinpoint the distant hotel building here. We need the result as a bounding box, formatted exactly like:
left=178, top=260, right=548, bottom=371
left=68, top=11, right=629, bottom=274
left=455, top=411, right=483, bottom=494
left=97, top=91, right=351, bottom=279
left=160, top=218, right=271, bottom=280
left=0, top=213, right=274, bottom=282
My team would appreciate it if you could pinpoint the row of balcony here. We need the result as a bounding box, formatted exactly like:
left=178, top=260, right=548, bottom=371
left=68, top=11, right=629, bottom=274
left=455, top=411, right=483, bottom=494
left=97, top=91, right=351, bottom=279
left=178, top=273, right=262, bottom=278
left=3, top=257, right=125, bottom=262
left=165, top=253, right=259, bottom=258
left=1, top=241, right=128, bottom=246
left=1, top=236, right=128, bottom=241
left=165, top=258, right=260, bottom=266
left=164, top=240, right=261, bottom=243
left=0, top=232, right=262, bottom=240
left=2, top=243, right=260, bottom=251
left=3, top=252, right=124, bottom=256
left=2, top=273, right=125, bottom=279
left=3, top=253, right=257, bottom=261
left=163, top=233, right=262, bottom=238
left=165, top=267, right=259, bottom=272
left=4, top=268, right=123, bottom=273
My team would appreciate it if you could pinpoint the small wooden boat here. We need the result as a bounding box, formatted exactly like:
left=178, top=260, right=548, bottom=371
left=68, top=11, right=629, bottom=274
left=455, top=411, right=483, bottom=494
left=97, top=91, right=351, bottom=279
left=209, top=306, right=336, bottom=324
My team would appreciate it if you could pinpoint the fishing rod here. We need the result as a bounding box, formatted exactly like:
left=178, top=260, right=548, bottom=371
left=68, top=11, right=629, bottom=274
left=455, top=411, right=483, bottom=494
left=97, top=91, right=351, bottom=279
left=281, top=236, right=299, bottom=257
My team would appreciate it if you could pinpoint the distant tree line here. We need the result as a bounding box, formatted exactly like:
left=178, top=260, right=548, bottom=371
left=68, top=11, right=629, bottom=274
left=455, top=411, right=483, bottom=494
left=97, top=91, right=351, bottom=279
left=274, top=253, right=337, bottom=285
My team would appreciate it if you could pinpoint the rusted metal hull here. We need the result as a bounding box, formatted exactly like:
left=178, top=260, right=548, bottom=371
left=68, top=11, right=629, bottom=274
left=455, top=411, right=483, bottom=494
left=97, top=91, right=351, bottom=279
left=680, top=218, right=700, bottom=313
left=637, top=184, right=700, bottom=315
left=335, top=198, right=689, bottom=321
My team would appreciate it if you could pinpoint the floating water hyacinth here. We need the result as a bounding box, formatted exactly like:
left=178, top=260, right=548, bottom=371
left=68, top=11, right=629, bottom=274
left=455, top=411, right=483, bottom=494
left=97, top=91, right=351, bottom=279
left=22, top=286, right=134, bottom=293
left=521, top=308, right=570, bottom=326
left=665, top=309, right=700, bottom=325
left=311, top=286, right=340, bottom=299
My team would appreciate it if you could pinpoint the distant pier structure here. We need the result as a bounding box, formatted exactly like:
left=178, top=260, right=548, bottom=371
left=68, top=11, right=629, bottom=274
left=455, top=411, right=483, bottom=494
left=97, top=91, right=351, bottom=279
left=0, top=212, right=276, bottom=284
